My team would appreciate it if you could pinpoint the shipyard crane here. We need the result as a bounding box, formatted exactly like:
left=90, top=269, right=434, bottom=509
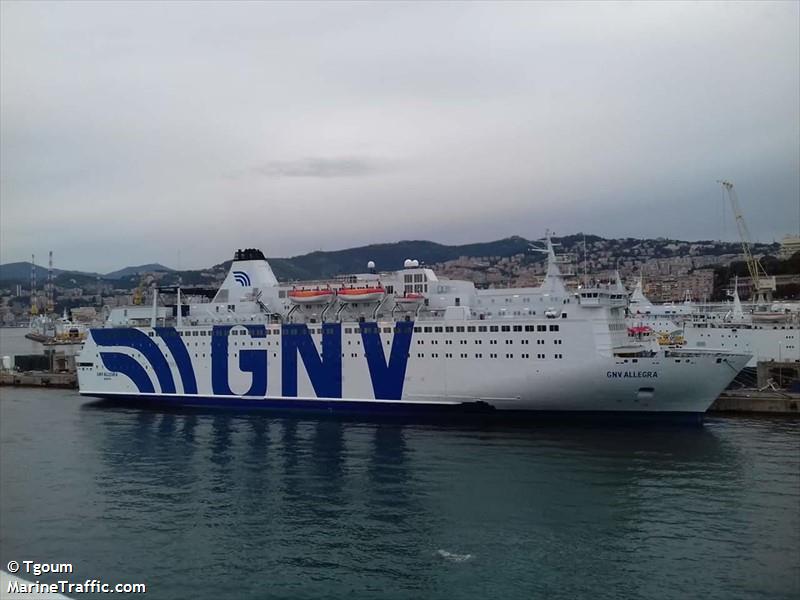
left=717, top=180, right=776, bottom=304
left=30, top=254, right=38, bottom=316
left=46, top=250, right=55, bottom=314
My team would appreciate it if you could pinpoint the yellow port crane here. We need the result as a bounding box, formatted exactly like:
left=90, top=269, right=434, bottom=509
left=132, top=273, right=155, bottom=305
left=717, top=180, right=776, bottom=304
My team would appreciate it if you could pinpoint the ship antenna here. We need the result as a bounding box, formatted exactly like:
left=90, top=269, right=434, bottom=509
left=582, top=233, right=587, bottom=288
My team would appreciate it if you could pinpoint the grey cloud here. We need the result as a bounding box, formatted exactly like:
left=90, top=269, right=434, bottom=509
left=0, top=1, right=797, bottom=272
left=238, top=157, right=386, bottom=179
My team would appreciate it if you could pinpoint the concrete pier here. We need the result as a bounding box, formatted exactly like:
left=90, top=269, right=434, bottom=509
left=0, top=371, right=77, bottom=388
left=709, top=390, right=800, bottom=414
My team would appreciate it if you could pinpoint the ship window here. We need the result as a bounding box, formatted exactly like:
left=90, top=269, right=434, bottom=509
left=478, top=326, right=487, bottom=332
left=537, top=325, right=546, bottom=332
left=435, top=326, right=443, bottom=333
left=513, top=325, right=522, bottom=332
left=345, top=328, right=352, bottom=334
left=383, top=327, right=392, bottom=333
left=424, top=327, right=432, bottom=333
left=456, top=326, right=465, bottom=332
left=490, top=326, right=499, bottom=332
left=455, top=297, right=461, bottom=306
left=525, top=325, right=534, bottom=332
left=467, top=326, right=476, bottom=332
left=501, top=325, right=510, bottom=332
left=414, top=327, right=421, bottom=332
left=549, top=325, right=559, bottom=332
left=386, top=285, right=394, bottom=294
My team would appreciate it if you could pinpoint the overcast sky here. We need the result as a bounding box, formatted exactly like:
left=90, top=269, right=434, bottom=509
left=1, top=1, right=798, bottom=272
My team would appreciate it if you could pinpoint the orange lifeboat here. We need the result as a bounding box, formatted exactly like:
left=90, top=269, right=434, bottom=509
left=288, top=288, right=335, bottom=304
left=337, top=286, right=386, bottom=303
left=395, top=292, right=424, bottom=305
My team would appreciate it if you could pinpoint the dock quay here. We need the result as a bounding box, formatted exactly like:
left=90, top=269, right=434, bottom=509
left=709, top=390, right=799, bottom=415
left=0, top=370, right=77, bottom=388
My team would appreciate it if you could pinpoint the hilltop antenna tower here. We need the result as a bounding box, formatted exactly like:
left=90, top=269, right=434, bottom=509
left=46, top=250, right=54, bottom=314
left=30, top=254, right=38, bottom=316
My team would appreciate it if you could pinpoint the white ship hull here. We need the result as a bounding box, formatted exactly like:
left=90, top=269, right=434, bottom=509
left=682, top=322, right=799, bottom=367
left=77, top=321, right=748, bottom=418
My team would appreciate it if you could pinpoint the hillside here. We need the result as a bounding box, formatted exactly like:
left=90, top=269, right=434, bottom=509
left=0, top=235, right=782, bottom=290
left=104, top=264, right=174, bottom=279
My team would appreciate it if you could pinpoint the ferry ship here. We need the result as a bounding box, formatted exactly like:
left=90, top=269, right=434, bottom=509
left=76, top=241, right=751, bottom=420
left=626, top=277, right=799, bottom=368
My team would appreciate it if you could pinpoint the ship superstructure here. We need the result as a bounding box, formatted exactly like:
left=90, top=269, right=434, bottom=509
left=77, top=241, right=750, bottom=419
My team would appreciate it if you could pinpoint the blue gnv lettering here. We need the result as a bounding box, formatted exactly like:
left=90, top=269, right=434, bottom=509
left=360, top=321, right=414, bottom=400
left=281, top=323, right=342, bottom=398
left=211, top=325, right=268, bottom=396
left=207, top=321, right=414, bottom=400
left=606, top=371, right=658, bottom=379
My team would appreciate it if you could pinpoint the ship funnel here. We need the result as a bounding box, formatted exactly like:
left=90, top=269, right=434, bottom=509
left=213, top=248, right=279, bottom=304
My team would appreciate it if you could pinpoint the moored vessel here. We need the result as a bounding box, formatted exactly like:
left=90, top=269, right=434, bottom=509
left=77, top=241, right=750, bottom=420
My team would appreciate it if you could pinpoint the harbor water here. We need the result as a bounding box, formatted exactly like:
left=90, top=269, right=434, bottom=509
left=0, top=388, right=798, bottom=599
left=0, top=326, right=42, bottom=358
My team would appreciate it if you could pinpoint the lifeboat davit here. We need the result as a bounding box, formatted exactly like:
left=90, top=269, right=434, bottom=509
left=288, top=289, right=335, bottom=304
left=338, top=286, right=386, bottom=303
left=627, top=325, right=653, bottom=336
left=395, top=292, right=424, bottom=305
